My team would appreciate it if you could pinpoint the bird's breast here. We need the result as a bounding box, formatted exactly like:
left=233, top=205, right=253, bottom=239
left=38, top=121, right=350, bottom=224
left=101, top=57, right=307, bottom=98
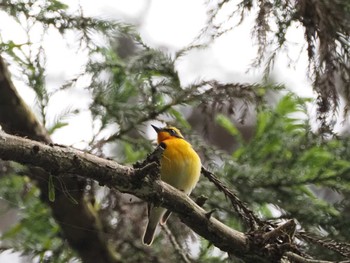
left=160, top=139, right=201, bottom=194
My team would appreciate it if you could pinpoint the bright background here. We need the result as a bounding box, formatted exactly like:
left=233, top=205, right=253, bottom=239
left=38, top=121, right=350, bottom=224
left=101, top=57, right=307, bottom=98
left=0, top=0, right=315, bottom=262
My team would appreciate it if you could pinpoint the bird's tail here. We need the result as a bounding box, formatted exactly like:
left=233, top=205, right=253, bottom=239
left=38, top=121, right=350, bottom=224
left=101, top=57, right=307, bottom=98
left=143, top=207, right=166, bottom=246
left=160, top=210, right=172, bottom=225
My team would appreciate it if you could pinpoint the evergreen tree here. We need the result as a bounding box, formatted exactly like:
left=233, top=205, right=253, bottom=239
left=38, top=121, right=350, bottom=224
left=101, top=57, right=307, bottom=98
left=0, top=1, right=350, bottom=262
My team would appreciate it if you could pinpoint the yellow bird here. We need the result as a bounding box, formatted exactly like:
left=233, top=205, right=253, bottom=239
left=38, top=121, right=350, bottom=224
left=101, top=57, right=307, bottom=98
left=143, top=125, right=201, bottom=245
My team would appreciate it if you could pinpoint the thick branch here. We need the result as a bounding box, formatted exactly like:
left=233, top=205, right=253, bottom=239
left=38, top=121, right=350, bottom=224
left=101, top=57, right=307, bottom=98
left=0, top=132, right=248, bottom=256
left=0, top=56, right=51, bottom=142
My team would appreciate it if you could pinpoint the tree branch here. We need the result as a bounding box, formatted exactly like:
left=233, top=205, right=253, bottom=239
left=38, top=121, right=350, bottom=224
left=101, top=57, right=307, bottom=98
left=262, top=220, right=296, bottom=244
left=0, top=56, right=51, bottom=142
left=0, top=131, right=348, bottom=263
left=0, top=131, right=247, bottom=255
left=201, top=167, right=262, bottom=230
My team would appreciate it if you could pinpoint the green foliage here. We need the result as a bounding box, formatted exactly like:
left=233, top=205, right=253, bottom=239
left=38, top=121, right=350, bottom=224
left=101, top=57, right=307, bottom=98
left=197, top=239, right=228, bottom=263
left=219, top=93, right=350, bottom=258
left=0, top=174, right=75, bottom=262
left=1, top=1, right=350, bottom=262
left=206, top=0, right=350, bottom=128
left=216, top=114, right=244, bottom=145
left=47, top=108, right=79, bottom=135
left=120, top=141, right=149, bottom=164
left=87, top=43, right=183, bottom=139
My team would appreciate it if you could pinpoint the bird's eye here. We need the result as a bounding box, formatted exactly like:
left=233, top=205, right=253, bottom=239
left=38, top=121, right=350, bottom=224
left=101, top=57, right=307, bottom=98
left=169, top=129, right=176, bottom=136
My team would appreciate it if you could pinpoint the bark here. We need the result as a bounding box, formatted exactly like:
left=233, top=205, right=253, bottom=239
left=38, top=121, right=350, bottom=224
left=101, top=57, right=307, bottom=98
left=0, top=57, right=51, bottom=142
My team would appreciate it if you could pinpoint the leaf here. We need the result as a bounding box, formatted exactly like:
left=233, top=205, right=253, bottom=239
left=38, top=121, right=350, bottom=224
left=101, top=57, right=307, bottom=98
left=56, top=177, right=78, bottom=205
left=255, top=111, right=271, bottom=138
left=122, top=142, right=148, bottom=163
left=275, top=93, right=299, bottom=116
left=47, top=0, right=68, bottom=11
left=216, top=114, right=244, bottom=145
left=299, top=147, right=334, bottom=167
left=168, top=108, right=190, bottom=128
left=48, top=174, right=55, bottom=202
left=47, top=122, right=68, bottom=135
left=1, top=223, right=23, bottom=240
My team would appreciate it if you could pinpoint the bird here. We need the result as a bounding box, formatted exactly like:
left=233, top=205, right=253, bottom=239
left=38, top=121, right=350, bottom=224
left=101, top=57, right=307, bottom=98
left=142, top=125, right=201, bottom=246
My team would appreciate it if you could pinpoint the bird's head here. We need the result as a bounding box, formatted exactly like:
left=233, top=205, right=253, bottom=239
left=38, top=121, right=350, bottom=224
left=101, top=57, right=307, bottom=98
left=151, top=125, right=184, bottom=144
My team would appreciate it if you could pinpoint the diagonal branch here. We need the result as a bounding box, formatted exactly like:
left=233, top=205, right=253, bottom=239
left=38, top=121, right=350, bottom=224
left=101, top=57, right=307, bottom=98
left=201, top=167, right=263, bottom=230
left=0, top=56, right=51, bottom=142
left=0, top=131, right=348, bottom=263
left=0, top=131, right=248, bottom=256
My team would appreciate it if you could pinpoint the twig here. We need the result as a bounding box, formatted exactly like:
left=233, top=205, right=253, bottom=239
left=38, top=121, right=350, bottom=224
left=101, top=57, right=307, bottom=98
left=297, top=232, right=350, bottom=258
left=133, top=144, right=165, bottom=169
left=161, top=225, right=193, bottom=263
left=262, top=220, right=296, bottom=244
left=284, top=252, right=350, bottom=263
left=201, top=166, right=262, bottom=230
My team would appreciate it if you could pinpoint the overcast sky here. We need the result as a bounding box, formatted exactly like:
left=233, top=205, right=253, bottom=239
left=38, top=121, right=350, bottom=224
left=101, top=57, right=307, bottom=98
left=1, top=0, right=314, bottom=148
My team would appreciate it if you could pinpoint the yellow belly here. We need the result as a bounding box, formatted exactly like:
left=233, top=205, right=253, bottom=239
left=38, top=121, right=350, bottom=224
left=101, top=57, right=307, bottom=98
left=160, top=139, right=201, bottom=195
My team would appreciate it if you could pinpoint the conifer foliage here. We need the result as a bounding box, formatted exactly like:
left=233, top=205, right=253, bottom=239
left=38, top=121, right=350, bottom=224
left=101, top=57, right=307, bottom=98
left=0, top=1, right=350, bottom=262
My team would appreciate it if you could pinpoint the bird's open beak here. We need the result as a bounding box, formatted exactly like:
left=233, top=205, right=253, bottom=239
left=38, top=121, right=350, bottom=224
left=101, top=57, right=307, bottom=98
left=151, top=125, right=160, bottom=133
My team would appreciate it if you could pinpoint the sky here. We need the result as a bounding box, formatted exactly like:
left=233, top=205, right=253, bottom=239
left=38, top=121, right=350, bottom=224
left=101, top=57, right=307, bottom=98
left=0, top=0, right=314, bottom=147
left=0, top=0, right=315, bottom=262
left=58, top=0, right=312, bottom=146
